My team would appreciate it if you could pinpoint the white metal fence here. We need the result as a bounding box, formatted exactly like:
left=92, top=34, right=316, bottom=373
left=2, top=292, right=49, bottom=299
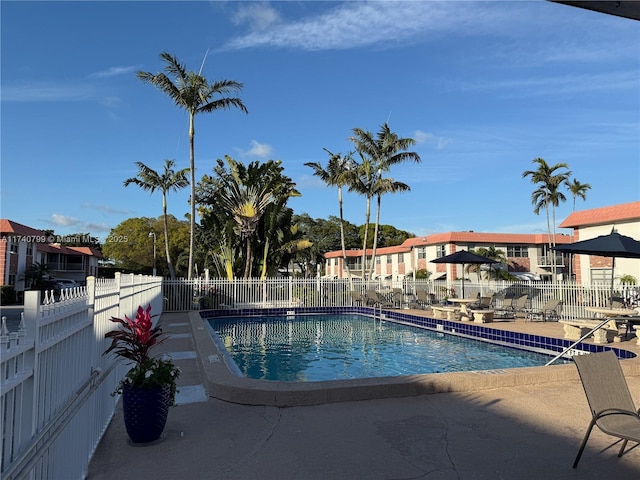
left=163, top=277, right=640, bottom=319
left=2, top=274, right=638, bottom=479
left=0, top=273, right=163, bottom=480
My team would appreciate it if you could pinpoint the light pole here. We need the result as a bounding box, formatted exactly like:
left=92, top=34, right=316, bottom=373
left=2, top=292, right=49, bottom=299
left=148, top=231, right=156, bottom=276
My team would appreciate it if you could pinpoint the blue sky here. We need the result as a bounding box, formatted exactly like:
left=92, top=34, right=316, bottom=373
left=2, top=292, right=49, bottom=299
left=2, top=1, right=639, bottom=242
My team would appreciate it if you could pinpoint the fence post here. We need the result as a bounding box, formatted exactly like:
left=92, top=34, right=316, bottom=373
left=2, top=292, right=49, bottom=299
left=22, top=290, right=40, bottom=340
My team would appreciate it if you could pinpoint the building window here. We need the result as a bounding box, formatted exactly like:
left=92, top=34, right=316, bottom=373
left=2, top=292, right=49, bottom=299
left=436, top=245, right=446, bottom=258
left=8, top=275, right=16, bottom=286
left=507, top=246, right=528, bottom=257
left=398, top=253, right=404, bottom=264
left=417, top=247, right=426, bottom=259
left=591, top=268, right=613, bottom=283
left=376, top=257, right=381, bottom=265
left=386, top=255, right=392, bottom=264
left=26, top=245, right=33, bottom=256
left=10, top=243, right=18, bottom=254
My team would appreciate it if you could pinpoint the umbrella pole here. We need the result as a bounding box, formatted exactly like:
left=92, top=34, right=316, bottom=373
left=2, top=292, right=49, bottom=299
left=462, top=263, right=465, bottom=298
left=609, top=256, right=616, bottom=307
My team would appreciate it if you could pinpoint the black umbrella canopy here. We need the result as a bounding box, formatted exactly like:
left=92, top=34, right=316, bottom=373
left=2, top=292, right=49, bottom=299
left=431, top=251, right=498, bottom=297
left=553, top=230, right=640, bottom=306
left=553, top=231, right=640, bottom=259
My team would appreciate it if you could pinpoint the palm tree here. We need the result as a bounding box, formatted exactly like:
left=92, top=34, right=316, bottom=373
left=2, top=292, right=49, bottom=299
left=468, top=246, right=508, bottom=279
left=124, top=159, right=189, bottom=279
left=566, top=178, right=591, bottom=210
left=137, top=52, right=248, bottom=279
left=349, top=123, right=421, bottom=277
left=522, top=158, right=571, bottom=278
left=345, top=156, right=377, bottom=279
left=304, top=149, right=355, bottom=282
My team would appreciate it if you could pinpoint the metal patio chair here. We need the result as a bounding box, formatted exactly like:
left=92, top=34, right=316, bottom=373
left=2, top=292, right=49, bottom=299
left=572, top=351, right=640, bottom=468
left=512, top=294, right=529, bottom=318
left=526, top=298, right=563, bottom=322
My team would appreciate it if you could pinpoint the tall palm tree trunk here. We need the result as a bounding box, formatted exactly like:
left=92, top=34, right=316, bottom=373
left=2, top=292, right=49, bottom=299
left=544, top=204, right=554, bottom=278
left=162, top=193, right=176, bottom=279
left=188, top=113, right=196, bottom=279
left=244, top=239, right=252, bottom=279
left=338, top=186, right=353, bottom=287
left=369, top=193, right=382, bottom=278
left=361, top=197, right=371, bottom=281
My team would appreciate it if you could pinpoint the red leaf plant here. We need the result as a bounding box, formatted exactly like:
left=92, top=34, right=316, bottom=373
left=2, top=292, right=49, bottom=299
left=103, top=305, right=180, bottom=405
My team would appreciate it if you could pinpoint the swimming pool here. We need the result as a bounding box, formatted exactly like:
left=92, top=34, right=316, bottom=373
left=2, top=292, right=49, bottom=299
left=197, top=307, right=635, bottom=406
left=208, top=313, right=569, bottom=381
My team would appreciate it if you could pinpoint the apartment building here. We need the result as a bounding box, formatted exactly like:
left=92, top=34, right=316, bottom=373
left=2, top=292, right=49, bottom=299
left=324, top=201, right=640, bottom=283
left=0, top=219, right=102, bottom=293
left=558, top=201, right=640, bottom=284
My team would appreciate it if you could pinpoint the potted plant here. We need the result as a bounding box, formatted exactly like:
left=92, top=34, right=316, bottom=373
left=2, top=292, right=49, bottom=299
left=103, top=305, right=180, bottom=444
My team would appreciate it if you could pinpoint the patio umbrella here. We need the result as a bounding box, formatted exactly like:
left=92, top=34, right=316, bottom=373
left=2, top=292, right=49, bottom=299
left=430, top=251, right=498, bottom=298
left=553, top=229, right=640, bottom=305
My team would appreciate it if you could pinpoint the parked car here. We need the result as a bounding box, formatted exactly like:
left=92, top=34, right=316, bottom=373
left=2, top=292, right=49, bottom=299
left=52, top=278, right=79, bottom=290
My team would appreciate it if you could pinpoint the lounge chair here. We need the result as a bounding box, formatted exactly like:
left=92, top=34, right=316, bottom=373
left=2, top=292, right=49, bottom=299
left=364, top=289, right=394, bottom=309
left=391, top=288, right=404, bottom=308
left=471, top=295, right=494, bottom=309
left=572, top=351, right=640, bottom=468
left=526, top=299, right=563, bottom=322
left=407, top=290, right=432, bottom=310
left=350, top=290, right=365, bottom=306
left=494, top=297, right=514, bottom=319
left=416, top=290, right=435, bottom=308
left=513, top=294, right=529, bottom=318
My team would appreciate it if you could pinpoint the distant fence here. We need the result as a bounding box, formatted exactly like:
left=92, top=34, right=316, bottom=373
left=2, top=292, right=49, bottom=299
left=162, top=277, right=640, bottom=319
left=0, top=273, right=162, bottom=480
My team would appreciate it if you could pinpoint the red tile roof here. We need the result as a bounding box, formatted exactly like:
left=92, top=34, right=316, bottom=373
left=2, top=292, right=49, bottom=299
left=0, top=219, right=48, bottom=238
left=559, top=201, right=640, bottom=228
left=68, top=246, right=103, bottom=258
left=423, top=231, right=573, bottom=245
left=38, top=243, right=102, bottom=258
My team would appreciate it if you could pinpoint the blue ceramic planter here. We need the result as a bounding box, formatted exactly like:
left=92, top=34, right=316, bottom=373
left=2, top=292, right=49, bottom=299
left=122, top=383, right=171, bottom=443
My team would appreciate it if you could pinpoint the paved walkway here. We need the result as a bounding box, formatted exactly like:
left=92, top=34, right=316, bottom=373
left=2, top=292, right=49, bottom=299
left=88, top=311, right=640, bottom=480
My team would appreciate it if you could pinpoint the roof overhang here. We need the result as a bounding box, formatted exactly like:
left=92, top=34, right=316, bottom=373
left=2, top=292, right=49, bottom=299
left=549, top=1, right=640, bottom=21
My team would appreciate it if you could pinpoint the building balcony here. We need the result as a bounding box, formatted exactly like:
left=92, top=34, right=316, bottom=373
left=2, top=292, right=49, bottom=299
left=536, top=255, right=565, bottom=267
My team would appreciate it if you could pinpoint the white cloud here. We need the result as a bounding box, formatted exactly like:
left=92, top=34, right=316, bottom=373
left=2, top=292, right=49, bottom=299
left=240, top=139, right=274, bottom=158
left=232, top=3, right=281, bottom=31
left=50, top=214, right=80, bottom=227
left=414, top=130, right=452, bottom=150
left=454, top=70, right=639, bottom=97
left=222, top=1, right=500, bottom=51
left=88, top=65, right=139, bottom=79
left=84, top=222, right=112, bottom=233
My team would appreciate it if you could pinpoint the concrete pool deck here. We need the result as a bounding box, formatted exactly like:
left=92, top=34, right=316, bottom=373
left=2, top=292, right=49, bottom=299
left=88, top=309, right=640, bottom=479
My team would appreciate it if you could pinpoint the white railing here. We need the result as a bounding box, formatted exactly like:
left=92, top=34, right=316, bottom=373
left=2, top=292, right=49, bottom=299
left=162, top=277, right=640, bottom=319
left=0, top=273, right=163, bottom=480
left=2, top=274, right=637, bottom=479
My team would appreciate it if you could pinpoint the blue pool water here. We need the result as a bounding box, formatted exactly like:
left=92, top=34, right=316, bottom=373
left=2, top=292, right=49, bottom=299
left=208, top=313, right=566, bottom=382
